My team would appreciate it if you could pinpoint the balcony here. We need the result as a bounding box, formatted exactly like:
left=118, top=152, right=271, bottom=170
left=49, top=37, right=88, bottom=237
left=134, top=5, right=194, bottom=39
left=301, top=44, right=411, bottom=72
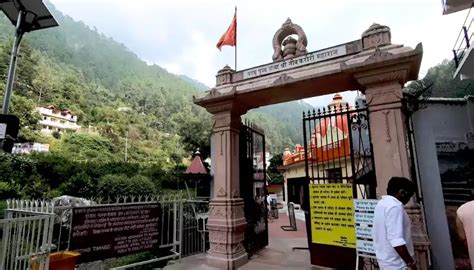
left=443, top=0, right=474, bottom=15
left=39, top=119, right=81, bottom=131
left=453, top=6, right=474, bottom=79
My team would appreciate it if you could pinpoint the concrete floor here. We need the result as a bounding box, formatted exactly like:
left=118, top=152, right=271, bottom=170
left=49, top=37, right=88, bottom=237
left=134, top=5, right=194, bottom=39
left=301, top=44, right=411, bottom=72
left=164, top=214, right=313, bottom=270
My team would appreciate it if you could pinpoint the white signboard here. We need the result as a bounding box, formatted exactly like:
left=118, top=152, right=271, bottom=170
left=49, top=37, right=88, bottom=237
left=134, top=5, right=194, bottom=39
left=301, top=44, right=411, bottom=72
left=354, top=199, right=378, bottom=258
left=356, top=239, right=376, bottom=254
left=354, top=212, right=374, bottom=224
left=242, top=44, right=347, bottom=80
left=0, top=123, right=6, bottom=139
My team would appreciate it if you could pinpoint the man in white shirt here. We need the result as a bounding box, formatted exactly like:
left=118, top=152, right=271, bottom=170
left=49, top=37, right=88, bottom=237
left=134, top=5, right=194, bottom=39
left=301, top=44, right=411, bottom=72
left=373, top=177, right=417, bottom=270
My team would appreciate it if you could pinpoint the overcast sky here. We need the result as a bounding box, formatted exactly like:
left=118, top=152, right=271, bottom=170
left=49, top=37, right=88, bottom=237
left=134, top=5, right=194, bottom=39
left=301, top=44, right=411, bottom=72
left=49, top=0, right=467, bottom=107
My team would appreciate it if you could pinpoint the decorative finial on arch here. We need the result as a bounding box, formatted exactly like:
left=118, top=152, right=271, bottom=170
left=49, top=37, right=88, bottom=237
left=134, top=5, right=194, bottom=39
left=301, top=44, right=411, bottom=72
left=272, top=18, right=308, bottom=62
left=361, top=23, right=391, bottom=50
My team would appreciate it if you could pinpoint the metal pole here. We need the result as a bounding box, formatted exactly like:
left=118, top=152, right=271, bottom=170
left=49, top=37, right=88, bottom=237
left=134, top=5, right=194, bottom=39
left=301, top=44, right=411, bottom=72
left=124, top=130, right=128, bottom=162
left=2, top=11, right=25, bottom=115
left=234, top=6, right=237, bottom=71
left=463, top=26, right=470, bottom=49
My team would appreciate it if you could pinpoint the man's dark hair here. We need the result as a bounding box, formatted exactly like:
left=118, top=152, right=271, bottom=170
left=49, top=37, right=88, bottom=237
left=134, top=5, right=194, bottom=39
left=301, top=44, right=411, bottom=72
left=386, top=177, right=415, bottom=196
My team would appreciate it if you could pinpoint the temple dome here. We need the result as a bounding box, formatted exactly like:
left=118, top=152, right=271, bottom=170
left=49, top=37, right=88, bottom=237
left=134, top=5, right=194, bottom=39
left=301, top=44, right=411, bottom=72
left=328, top=94, right=349, bottom=110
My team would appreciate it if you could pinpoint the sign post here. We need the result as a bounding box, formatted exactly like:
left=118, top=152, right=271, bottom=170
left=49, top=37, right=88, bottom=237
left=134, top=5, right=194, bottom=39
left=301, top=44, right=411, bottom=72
left=308, top=183, right=357, bottom=268
left=309, top=183, right=356, bottom=248
left=353, top=199, right=379, bottom=268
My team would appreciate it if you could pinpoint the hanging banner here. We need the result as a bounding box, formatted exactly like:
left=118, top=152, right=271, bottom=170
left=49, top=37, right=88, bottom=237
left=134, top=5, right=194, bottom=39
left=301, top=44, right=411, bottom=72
left=354, top=199, right=378, bottom=258
left=309, top=183, right=355, bottom=248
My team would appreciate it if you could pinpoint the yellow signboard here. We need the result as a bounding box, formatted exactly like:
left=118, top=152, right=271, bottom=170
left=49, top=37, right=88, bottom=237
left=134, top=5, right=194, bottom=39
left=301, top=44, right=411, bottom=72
left=309, top=183, right=356, bottom=248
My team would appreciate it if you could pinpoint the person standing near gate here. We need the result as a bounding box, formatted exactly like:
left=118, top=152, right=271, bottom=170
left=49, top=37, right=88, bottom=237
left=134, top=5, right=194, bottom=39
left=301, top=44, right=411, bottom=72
left=373, top=177, right=417, bottom=270
left=456, top=200, right=474, bottom=268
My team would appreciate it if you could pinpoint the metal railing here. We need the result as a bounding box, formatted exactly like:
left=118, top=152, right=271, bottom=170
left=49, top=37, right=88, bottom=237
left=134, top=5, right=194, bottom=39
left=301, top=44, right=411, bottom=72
left=1, top=196, right=209, bottom=270
left=0, top=200, right=55, bottom=270
left=453, top=6, right=474, bottom=67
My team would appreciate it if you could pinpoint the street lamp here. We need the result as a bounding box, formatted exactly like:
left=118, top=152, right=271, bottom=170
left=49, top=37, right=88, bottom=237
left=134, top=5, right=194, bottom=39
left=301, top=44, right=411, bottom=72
left=0, top=0, right=59, bottom=114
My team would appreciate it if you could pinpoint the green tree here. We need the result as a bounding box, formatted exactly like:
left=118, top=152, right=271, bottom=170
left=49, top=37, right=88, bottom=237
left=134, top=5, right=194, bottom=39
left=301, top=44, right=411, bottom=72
left=406, top=59, right=474, bottom=98
left=268, top=153, right=283, bottom=184
left=9, top=95, right=42, bottom=142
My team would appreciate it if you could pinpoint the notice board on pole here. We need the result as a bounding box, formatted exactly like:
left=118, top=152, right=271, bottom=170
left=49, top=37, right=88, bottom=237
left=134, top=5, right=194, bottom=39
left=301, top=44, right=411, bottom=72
left=309, top=183, right=356, bottom=248
left=354, top=199, right=378, bottom=258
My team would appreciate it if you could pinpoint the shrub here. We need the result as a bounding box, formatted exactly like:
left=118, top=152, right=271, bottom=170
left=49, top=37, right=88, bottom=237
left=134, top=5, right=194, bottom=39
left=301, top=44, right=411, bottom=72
left=0, top=182, right=19, bottom=200
left=0, top=200, right=7, bottom=219
left=98, top=174, right=156, bottom=198
left=59, top=172, right=95, bottom=198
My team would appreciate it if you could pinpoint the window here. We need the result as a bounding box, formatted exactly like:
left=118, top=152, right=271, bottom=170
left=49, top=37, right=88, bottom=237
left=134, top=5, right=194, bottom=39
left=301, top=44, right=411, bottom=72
left=43, top=116, right=47, bottom=120
left=326, top=168, right=342, bottom=183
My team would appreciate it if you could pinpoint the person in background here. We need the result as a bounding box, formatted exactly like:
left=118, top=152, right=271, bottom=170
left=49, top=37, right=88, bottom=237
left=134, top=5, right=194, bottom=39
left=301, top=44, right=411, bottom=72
left=266, top=192, right=274, bottom=221
left=456, top=200, right=474, bottom=268
left=373, top=177, right=417, bottom=270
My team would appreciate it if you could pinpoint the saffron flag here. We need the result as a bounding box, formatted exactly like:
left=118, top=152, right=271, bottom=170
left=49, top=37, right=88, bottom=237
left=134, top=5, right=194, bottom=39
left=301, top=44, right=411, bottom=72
left=216, top=12, right=236, bottom=50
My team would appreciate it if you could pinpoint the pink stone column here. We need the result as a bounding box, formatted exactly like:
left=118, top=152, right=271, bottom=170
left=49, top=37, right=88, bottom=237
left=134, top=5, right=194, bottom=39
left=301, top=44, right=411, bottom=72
left=206, top=101, right=248, bottom=269
left=356, top=69, right=430, bottom=269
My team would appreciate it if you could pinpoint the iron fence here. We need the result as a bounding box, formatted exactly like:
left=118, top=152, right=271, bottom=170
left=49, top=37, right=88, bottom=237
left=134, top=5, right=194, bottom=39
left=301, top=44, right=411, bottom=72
left=302, top=102, right=376, bottom=199
left=1, top=195, right=209, bottom=270
left=0, top=200, right=55, bottom=270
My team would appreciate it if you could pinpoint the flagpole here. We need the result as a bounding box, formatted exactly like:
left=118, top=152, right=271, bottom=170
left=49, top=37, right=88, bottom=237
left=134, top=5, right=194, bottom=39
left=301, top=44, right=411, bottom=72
left=234, top=6, right=237, bottom=71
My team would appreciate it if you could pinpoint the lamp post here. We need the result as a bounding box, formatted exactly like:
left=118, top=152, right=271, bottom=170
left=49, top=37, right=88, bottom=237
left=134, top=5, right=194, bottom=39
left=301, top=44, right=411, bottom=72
left=0, top=0, right=59, bottom=114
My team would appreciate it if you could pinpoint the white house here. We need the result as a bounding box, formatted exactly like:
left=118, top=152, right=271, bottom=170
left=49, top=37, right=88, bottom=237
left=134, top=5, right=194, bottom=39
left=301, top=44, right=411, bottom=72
left=36, top=106, right=81, bottom=134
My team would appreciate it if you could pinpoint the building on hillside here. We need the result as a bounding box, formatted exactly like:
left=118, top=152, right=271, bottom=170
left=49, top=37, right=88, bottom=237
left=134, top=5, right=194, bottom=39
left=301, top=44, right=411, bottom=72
left=444, top=0, right=474, bottom=79
left=37, top=106, right=81, bottom=134
left=12, top=143, right=49, bottom=154
left=280, top=94, right=373, bottom=207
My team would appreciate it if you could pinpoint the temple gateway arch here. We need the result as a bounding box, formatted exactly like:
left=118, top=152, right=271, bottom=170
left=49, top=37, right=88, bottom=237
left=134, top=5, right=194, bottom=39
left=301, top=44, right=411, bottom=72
left=194, top=20, right=430, bottom=269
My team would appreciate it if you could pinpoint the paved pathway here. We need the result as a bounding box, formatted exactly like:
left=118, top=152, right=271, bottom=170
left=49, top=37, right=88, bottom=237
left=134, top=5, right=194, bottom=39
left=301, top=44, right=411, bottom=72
left=165, top=213, right=313, bottom=269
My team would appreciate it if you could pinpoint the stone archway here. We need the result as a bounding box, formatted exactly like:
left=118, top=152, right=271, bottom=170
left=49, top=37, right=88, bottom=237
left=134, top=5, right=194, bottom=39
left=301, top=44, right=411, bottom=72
left=195, top=21, right=429, bottom=269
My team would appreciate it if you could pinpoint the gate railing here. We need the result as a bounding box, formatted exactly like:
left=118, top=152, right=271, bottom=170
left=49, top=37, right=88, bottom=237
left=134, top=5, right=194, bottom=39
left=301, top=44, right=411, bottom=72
left=240, top=122, right=268, bottom=256
left=0, top=200, right=55, bottom=270
left=302, top=102, right=376, bottom=199
left=302, top=101, right=378, bottom=269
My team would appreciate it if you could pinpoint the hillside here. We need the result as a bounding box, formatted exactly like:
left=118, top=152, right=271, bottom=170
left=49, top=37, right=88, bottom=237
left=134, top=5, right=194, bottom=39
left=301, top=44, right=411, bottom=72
left=0, top=2, right=311, bottom=161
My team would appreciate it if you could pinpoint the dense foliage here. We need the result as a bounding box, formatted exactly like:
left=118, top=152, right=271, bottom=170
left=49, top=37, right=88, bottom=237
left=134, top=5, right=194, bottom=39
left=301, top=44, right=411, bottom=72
left=0, top=152, right=183, bottom=200
left=406, top=59, right=474, bottom=98
left=268, top=153, right=283, bottom=184
left=0, top=3, right=315, bottom=199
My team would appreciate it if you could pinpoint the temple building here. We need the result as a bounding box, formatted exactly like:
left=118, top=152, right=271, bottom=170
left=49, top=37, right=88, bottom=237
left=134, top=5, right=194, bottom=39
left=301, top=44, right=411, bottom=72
left=36, top=106, right=81, bottom=135
left=280, top=94, right=373, bottom=207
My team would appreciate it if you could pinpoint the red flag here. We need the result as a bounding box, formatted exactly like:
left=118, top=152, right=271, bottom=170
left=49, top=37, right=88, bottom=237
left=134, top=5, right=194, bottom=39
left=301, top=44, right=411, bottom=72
left=216, top=12, right=236, bottom=50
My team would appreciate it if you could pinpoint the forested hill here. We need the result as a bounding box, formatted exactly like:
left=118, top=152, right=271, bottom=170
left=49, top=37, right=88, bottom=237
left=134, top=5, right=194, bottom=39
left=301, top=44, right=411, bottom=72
left=0, top=2, right=312, bottom=164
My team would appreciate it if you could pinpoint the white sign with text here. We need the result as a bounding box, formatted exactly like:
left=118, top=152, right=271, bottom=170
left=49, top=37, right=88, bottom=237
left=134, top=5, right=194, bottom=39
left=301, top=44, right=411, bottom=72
left=242, top=45, right=347, bottom=80
left=354, top=199, right=378, bottom=258
left=0, top=124, right=6, bottom=139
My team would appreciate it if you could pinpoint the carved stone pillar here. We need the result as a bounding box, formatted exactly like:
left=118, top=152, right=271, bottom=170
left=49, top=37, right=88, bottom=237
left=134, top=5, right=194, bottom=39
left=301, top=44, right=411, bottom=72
left=406, top=206, right=431, bottom=270
left=206, top=101, right=248, bottom=269
left=356, top=68, right=430, bottom=269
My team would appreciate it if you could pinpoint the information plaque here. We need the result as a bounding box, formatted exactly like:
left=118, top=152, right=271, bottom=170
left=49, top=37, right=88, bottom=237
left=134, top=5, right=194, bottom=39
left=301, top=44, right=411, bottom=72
left=353, top=199, right=378, bottom=258
left=309, top=183, right=356, bottom=248
left=70, top=203, right=161, bottom=263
